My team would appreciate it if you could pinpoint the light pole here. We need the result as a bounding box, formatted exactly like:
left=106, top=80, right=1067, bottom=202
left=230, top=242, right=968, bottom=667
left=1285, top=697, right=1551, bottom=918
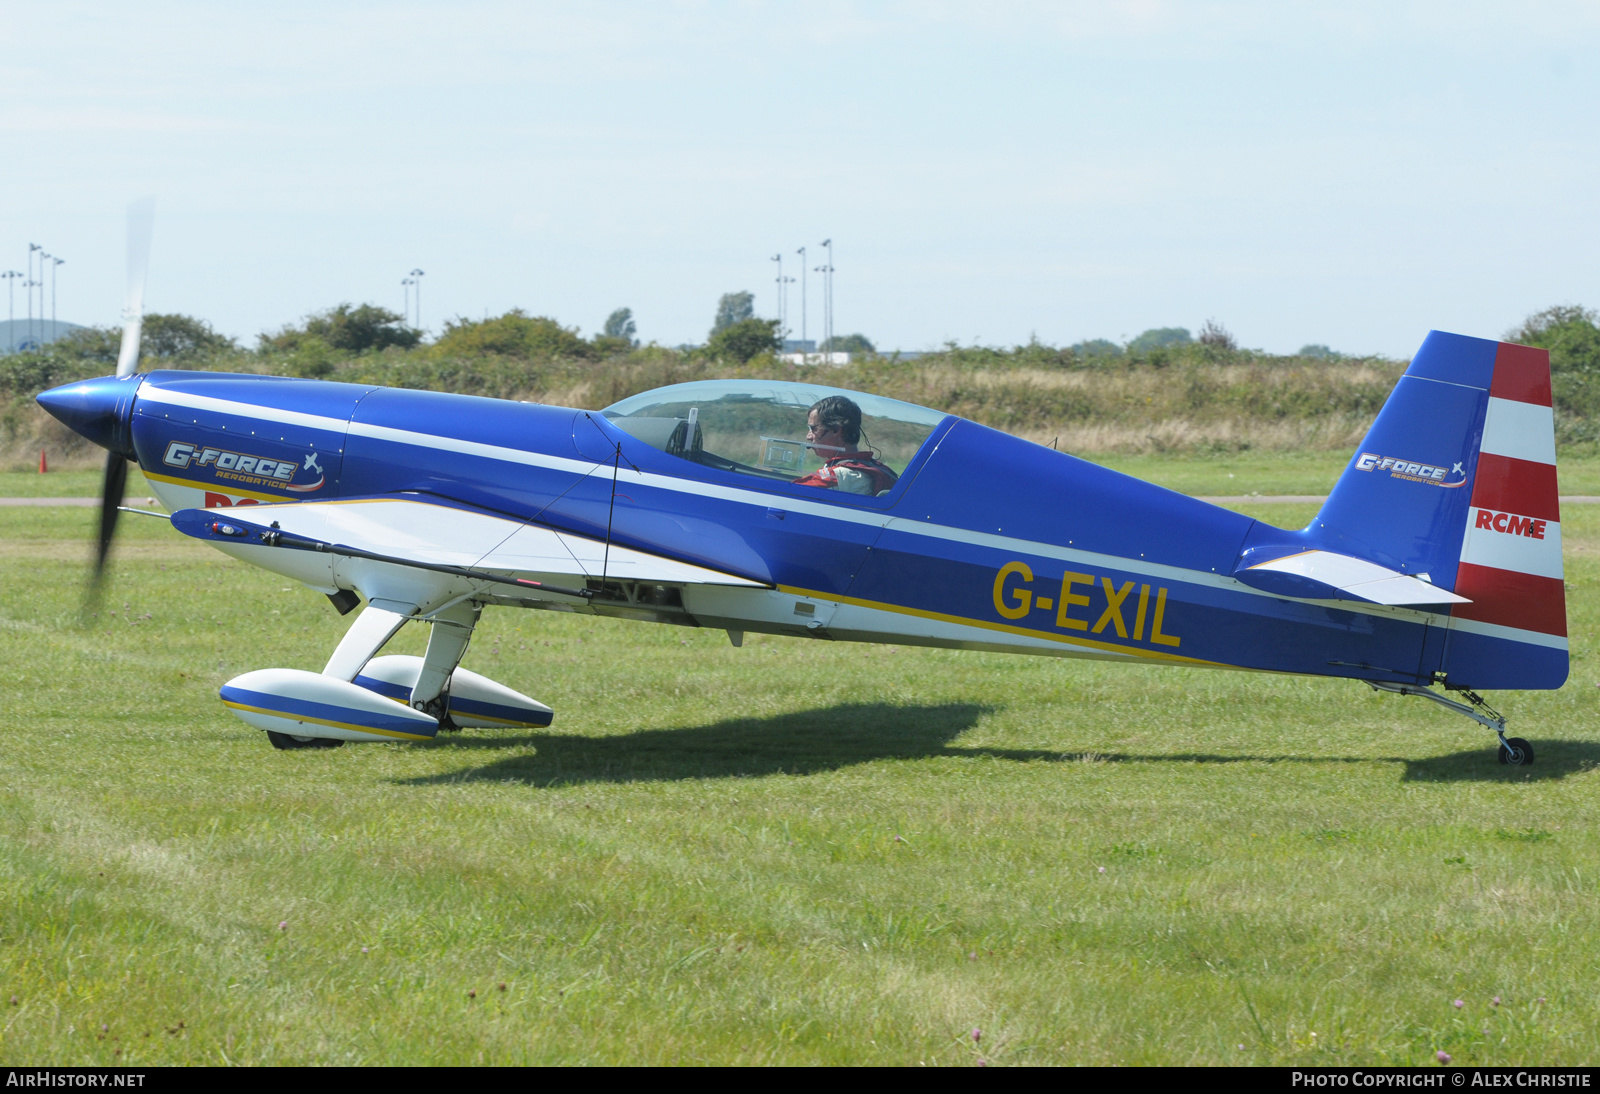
left=51, top=256, right=63, bottom=330
left=782, top=276, right=794, bottom=345
left=409, top=269, right=425, bottom=331
left=813, top=263, right=824, bottom=353
left=402, top=278, right=415, bottom=325
left=820, top=238, right=834, bottom=355
left=27, top=244, right=41, bottom=347
left=2, top=271, right=20, bottom=352
left=26, top=281, right=41, bottom=347
left=39, top=254, right=51, bottom=341
left=796, top=246, right=807, bottom=357
left=770, top=253, right=784, bottom=338
left=814, top=243, right=833, bottom=355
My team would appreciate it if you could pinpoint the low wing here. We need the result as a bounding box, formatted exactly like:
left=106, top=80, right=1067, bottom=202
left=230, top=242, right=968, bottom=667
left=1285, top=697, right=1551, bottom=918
left=171, top=496, right=767, bottom=592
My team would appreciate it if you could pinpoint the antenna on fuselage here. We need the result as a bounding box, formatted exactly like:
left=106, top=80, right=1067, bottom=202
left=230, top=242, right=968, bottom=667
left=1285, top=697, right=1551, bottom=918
left=588, top=420, right=638, bottom=601
left=599, top=441, right=621, bottom=594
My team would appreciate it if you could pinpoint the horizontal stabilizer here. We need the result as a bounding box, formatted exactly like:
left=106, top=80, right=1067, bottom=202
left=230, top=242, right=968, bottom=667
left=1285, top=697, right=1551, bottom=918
left=1235, top=549, right=1470, bottom=606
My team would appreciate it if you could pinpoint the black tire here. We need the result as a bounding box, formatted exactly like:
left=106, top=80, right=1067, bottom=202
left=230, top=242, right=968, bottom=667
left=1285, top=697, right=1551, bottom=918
left=266, top=730, right=345, bottom=751
left=1497, top=737, right=1534, bottom=766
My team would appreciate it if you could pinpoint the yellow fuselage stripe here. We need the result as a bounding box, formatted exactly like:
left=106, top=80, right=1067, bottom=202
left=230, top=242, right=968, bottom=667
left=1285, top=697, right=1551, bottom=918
left=776, top=584, right=1225, bottom=668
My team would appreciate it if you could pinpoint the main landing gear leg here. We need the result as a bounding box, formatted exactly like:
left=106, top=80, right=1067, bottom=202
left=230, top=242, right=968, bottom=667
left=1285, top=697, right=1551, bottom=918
left=1368, top=681, right=1533, bottom=766
left=323, top=602, right=412, bottom=681
left=409, top=602, right=480, bottom=728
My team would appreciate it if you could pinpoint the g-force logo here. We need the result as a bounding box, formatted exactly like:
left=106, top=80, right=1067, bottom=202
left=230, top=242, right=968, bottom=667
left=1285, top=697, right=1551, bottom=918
left=1474, top=508, right=1548, bottom=540
left=992, top=562, right=1182, bottom=649
left=162, top=441, right=326, bottom=493
left=1354, top=452, right=1467, bottom=488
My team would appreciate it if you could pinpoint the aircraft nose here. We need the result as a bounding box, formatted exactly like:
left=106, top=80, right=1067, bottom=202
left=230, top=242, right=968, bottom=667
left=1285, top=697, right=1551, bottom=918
left=36, top=374, right=140, bottom=459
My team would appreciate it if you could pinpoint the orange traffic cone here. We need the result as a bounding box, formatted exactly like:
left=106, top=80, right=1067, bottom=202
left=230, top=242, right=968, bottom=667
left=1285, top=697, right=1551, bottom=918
left=39, top=449, right=47, bottom=473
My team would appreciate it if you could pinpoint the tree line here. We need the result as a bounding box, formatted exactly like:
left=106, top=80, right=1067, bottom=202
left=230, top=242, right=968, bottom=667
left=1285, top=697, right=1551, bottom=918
left=4, top=300, right=1598, bottom=438
left=8, top=301, right=1600, bottom=466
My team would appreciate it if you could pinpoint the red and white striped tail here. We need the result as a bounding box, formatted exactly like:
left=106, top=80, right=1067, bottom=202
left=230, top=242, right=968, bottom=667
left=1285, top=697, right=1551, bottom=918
left=1452, top=342, right=1565, bottom=637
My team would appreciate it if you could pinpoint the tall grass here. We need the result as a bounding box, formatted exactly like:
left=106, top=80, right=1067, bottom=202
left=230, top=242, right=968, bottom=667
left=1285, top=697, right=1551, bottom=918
left=15, top=302, right=1600, bottom=471
left=1, top=337, right=1411, bottom=471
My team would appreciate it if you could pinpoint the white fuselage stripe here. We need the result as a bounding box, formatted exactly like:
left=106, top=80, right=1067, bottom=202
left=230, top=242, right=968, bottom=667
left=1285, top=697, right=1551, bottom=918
left=140, top=384, right=1569, bottom=647
left=138, top=384, right=356, bottom=435
left=1446, top=613, right=1568, bottom=650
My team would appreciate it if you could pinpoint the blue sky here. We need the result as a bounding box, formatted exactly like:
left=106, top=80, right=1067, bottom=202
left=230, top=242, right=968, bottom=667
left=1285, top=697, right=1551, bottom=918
left=2, top=2, right=1596, bottom=355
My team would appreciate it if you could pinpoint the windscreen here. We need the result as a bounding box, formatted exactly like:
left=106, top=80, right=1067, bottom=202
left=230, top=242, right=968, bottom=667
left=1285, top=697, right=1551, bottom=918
left=602, top=379, right=948, bottom=494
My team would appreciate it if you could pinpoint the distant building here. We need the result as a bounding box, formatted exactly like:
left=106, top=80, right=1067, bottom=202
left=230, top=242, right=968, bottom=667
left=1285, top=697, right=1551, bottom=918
left=778, top=338, right=851, bottom=365
left=779, top=351, right=852, bottom=366
left=1, top=319, right=85, bottom=353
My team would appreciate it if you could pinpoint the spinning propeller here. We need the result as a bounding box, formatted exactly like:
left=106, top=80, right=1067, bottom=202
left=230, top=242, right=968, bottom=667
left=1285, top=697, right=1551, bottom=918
left=90, top=198, right=154, bottom=595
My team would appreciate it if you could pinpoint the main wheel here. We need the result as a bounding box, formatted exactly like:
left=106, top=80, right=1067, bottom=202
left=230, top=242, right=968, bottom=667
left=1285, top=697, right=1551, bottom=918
left=1497, top=737, right=1534, bottom=766
left=266, top=730, right=345, bottom=751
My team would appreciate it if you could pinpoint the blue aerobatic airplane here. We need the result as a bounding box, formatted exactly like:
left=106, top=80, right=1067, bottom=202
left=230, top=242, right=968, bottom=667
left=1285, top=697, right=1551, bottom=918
left=39, top=317, right=1565, bottom=764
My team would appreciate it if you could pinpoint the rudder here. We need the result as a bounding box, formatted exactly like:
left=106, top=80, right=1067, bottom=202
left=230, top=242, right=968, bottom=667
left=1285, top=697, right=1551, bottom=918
left=1443, top=341, right=1566, bottom=687
left=1310, top=331, right=1566, bottom=689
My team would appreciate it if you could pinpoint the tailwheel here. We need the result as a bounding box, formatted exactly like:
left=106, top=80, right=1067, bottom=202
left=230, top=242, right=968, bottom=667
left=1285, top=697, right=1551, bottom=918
left=266, top=730, right=345, bottom=751
left=1497, top=737, right=1534, bottom=767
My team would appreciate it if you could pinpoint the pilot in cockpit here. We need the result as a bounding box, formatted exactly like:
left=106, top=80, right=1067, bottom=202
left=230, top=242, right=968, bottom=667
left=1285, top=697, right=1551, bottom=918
left=792, top=395, right=898, bottom=495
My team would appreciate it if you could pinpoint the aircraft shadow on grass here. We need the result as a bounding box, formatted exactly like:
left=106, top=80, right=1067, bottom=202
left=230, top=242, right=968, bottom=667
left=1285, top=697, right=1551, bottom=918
left=1398, top=740, right=1600, bottom=783
left=399, top=702, right=1600, bottom=788
left=403, top=702, right=994, bottom=787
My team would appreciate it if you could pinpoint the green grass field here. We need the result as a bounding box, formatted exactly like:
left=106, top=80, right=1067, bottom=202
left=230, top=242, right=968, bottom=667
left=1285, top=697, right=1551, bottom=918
left=1, top=465, right=1597, bottom=1065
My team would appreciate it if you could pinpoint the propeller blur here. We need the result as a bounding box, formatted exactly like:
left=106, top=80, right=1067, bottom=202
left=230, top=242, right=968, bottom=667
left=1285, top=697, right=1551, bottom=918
left=90, top=198, right=154, bottom=595
left=37, top=331, right=1566, bottom=762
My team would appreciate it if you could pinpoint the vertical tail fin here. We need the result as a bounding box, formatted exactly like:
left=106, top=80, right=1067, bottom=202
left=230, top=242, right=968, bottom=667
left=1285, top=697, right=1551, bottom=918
left=1308, top=330, right=1565, bottom=688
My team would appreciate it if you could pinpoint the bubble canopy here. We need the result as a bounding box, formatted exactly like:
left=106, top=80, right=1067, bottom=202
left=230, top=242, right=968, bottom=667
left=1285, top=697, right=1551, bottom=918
left=601, top=379, right=951, bottom=488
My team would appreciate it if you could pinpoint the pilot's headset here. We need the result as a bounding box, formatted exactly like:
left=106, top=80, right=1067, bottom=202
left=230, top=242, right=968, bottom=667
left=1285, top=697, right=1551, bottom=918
left=857, top=422, right=879, bottom=459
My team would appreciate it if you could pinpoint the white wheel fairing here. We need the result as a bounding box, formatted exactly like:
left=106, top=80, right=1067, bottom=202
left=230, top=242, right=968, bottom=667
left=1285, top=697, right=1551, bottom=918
left=221, top=668, right=439, bottom=743
left=354, top=655, right=554, bottom=727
